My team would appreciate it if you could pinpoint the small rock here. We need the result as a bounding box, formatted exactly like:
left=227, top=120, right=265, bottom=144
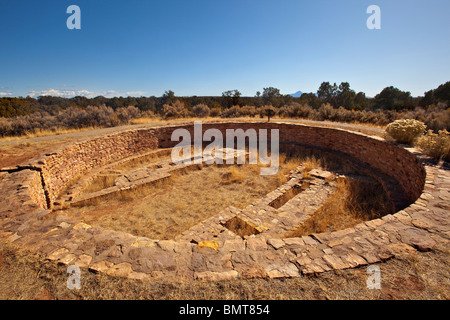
left=106, top=262, right=133, bottom=278
left=412, top=219, right=434, bottom=231
left=246, top=238, right=267, bottom=251
left=267, top=239, right=285, bottom=250
left=89, top=260, right=114, bottom=273
left=75, top=254, right=92, bottom=268
left=47, top=248, right=69, bottom=261
left=58, top=222, right=71, bottom=229
left=198, top=240, right=219, bottom=252
left=222, top=239, right=246, bottom=252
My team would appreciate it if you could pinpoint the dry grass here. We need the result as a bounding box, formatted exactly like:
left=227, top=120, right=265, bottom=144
left=83, top=175, right=119, bottom=194
left=0, top=126, right=98, bottom=142
left=130, top=116, right=223, bottom=125
left=112, top=149, right=172, bottom=171
left=286, top=178, right=391, bottom=237
left=220, top=166, right=246, bottom=184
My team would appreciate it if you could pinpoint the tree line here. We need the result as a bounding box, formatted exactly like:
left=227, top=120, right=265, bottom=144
left=1, top=81, right=448, bottom=119
left=0, top=82, right=449, bottom=138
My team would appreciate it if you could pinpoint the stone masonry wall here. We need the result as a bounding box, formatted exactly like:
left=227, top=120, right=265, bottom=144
left=26, top=170, right=48, bottom=209
left=40, top=129, right=159, bottom=206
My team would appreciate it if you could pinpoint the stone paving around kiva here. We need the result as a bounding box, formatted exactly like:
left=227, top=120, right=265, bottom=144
left=0, top=121, right=448, bottom=282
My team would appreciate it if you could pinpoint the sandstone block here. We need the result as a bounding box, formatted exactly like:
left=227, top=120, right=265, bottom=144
left=75, top=254, right=93, bottom=268
left=106, top=262, right=133, bottom=278
left=222, top=239, right=246, bottom=252
left=89, top=260, right=114, bottom=273
left=246, top=238, right=267, bottom=251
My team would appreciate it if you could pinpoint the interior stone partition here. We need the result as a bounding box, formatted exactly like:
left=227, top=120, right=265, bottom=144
left=0, top=121, right=447, bottom=281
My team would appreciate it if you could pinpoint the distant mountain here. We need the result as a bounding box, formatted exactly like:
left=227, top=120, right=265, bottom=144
left=289, top=90, right=303, bottom=97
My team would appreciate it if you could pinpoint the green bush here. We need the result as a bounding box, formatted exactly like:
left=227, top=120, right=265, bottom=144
left=416, top=130, right=450, bottom=161
left=385, top=119, right=426, bottom=144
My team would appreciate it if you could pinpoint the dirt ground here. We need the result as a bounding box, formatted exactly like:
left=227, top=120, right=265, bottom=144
left=0, top=119, right=448, bottom=300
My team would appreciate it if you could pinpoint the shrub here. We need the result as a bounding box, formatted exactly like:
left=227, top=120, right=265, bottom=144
left=316, top=103, right=337, bottom=121
left=209, top=107, right=222, bottom=117
left=221, top=105, right=241, bottom=118
left=277, top=105, right=291, bottom=118
left=260, top=105, right=276, bottom=121
left=162, top=100, right=187, bottom=119
left=416, top=130, right=450, bottom=161
left=116, top=106, right=141, bottom=123
left=385, top=119, right=426, bottom=144
left=240, top=105, right=257, bottom=117
left=0, top=117, right=12, bottom=137
left=191, top=104, right=210, bottom=118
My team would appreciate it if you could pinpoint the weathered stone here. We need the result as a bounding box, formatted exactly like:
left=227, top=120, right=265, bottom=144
left=283, top=238, right=305, bottom=247
left=323, top=254, right=348, bottom=270
left=411, top=219, right=434, bottom=231
left=174, top=241, right=193, bottom=253
left=306, top=247, right=324, bottom=260
left=354, top=223, right=372, bottom=232
left=328, top=236, right=352, bottom=247
left=266, top=263, right=299, bottom=278
left=267, top=238, right=285, bottom=250
left=47, top=248, right=69, bottom=261
left=106, top=262, right=133, bottom=278
left=388, top=243, right=417, bottom=255
left=130, top=239, right=157, bottom=248
left=58, top=253, right=76, bottom=265
left=301, top=261, right=325, bottom=274
left=198, top=240, right=219, bottom=252
left=94, top=239, right=115, bottom=256
left=73, top=222, right=91, bottom=231
left=398, top=228, right=436, bottom=252
left=75, top=254, right=92, bottom=268
left=342, top=252, right=367, bottom=268
left=302, top=236, right=319, bottom=246
left=158, top=240, right=176, bottom=252
left=365, top=219, right=385, bottom=229
left=381, top=215, right=398, bottom=223
left=360, top=251, right=380, bottom=264
left=222, top=239, right=245, bottom=252
left=128, top=272, right=149, bottom=281
left=58, top=222, right=71, bottom=229
left=246, top=237, right=267, bottom=251
left=331, top=228, right=356, bottom=238
left=311, top=232, right=331, bottom=243
left=89, top=260, right=113, bottom=273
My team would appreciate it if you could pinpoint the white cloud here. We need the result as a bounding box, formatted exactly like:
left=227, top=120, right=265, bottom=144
left=125, top=91, right=146, bottom=97
left=27, top=88, right=147, bottom=98
left=0, top=91, right=12, bottom=97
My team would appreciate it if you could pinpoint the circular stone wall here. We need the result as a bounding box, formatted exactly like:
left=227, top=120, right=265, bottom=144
left=0, top=121, right=448, bottom=281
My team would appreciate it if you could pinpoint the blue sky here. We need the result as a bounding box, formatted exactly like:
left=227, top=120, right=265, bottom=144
left=0, top=0, right=449, bottom=98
